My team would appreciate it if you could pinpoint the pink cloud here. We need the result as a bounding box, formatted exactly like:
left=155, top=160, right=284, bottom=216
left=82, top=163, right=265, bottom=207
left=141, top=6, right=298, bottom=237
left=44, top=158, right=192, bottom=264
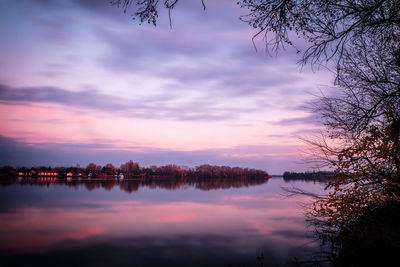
left=160, top=213, right=196, bottom=223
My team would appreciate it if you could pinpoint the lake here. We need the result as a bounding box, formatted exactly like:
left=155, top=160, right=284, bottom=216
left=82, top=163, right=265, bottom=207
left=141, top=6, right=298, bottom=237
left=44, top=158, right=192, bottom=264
left=0, top=177, right=325, bottom=266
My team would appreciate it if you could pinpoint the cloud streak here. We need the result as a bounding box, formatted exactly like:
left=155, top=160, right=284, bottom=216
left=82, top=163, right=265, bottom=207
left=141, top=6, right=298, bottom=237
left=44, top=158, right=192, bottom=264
left=0, top=84, right=262, bottom=121
left=272, top=114, right=322, bottom=126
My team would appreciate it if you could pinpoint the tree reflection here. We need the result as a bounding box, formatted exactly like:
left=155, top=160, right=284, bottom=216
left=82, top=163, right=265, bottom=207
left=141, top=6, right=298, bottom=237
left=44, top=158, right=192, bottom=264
left=5, top=176, right=269, bottom=193
left=119, top=179, right=139, bottom=193
left=102, top=179, right=117, bottom=191
left=84, top=180, right=101, bottom=191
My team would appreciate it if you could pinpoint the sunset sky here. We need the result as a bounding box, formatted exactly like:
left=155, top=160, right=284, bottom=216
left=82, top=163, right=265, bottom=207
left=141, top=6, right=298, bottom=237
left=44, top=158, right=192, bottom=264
left=0, top=0, right=333, bottom=174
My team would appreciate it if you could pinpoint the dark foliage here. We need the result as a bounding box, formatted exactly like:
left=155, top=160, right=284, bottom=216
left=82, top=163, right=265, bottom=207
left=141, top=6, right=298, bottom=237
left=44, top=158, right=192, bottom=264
left=283, top=171, right=332, bottom=182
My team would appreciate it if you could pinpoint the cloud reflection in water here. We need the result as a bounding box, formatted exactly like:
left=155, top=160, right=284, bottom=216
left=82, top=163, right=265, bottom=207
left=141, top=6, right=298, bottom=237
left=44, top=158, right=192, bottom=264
left=0, top=178, right=321, bottom=266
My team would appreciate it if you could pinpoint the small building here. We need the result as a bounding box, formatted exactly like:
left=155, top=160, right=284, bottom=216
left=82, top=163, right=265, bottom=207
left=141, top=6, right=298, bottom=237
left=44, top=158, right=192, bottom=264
left=18, top=170, right=35, bottom=176
left=114, top=173, right=124, bottom=179
left=38, top=170, right=59, bottom=176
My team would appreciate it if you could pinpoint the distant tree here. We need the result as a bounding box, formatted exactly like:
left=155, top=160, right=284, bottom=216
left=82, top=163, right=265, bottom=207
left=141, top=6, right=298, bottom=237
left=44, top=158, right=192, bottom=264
left=86, top=163, right=101, bottom=172
left=156, top=164, right=185, bottom=177
left=104, top=163, right=117, bottom=175
left=0, top=166, right=16, bottom=177
left=120, top=160, right=140, bottom=178
left=86, top=162, right=102, bottom=177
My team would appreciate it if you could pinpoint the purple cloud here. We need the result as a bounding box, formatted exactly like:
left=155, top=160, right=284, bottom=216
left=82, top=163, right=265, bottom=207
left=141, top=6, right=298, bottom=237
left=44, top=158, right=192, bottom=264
left=0, top=84, right=261, bottom=121
left=97, top=26, right=307, bottom=102
left=272, top=114, right=322, bottom=126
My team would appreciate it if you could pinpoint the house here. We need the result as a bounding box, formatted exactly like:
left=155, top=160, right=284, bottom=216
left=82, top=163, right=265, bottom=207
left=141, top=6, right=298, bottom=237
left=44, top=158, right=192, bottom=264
left=38, top=170, right=59, bottom=176
left=18, top=170, right=35, bottom=176
left=114, top=173, right=124, bottom=179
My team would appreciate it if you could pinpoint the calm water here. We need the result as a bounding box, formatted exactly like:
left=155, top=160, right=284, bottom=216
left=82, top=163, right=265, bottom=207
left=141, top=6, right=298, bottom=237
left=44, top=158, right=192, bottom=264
left=0, top=177, right=325, bottom=267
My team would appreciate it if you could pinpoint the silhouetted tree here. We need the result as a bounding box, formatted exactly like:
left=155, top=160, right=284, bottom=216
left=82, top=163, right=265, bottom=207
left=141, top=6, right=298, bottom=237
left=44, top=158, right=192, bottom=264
left=113, top=1, right=399, bottom=67
left=0, top=166, right=16, bottom=177
left=296, top=8, right=400, bottom=266
left=103, top=163, right=117, bottom=175
left=305, top=32, right=400, bottom=213
left=86, top=162, right=102, bottom=176
left=240, top=1, right=399, bottom=64
left=120, top=160, right=140, bottom=178
left=112, top=0, right=206, bottom=27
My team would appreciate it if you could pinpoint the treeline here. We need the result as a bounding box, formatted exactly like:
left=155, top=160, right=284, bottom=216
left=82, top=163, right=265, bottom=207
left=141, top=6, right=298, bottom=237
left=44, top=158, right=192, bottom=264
left=283, top=171, right=333, bottom=182
left=0, top=161, right=270, bottom=180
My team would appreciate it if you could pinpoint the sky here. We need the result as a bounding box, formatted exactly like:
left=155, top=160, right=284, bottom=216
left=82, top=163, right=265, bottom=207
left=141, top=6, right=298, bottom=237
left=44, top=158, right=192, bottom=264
left=0, top=0, right=333, bottom=174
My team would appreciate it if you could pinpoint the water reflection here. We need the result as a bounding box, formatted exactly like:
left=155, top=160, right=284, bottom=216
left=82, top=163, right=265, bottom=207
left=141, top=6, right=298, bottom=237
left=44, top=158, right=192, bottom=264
left=7, top=176, right=269, bottom=193
left=0, top=177, right=322, bottom=266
